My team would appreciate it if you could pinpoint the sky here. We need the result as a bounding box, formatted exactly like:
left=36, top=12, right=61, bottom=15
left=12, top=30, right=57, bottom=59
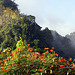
left=14, top=0, right=75, bottom=36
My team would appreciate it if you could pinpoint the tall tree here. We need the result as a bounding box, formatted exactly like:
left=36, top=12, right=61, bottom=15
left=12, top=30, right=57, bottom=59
left=3, top=0, right=18, bottom=11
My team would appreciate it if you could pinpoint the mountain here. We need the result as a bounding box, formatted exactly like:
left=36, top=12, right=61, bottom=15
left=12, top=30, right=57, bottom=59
left=51, top=30, right=75, bottom=59
left=66, top=32, right=75, bottom=48
left=0, top=0, right=75, bottom=59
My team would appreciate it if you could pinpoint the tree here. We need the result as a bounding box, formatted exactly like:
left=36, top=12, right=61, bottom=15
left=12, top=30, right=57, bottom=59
left=3, top=0, right=18, bottom=11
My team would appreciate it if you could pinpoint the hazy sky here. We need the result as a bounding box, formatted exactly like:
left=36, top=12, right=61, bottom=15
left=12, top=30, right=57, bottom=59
left=14, top=0, right=75, bottom=36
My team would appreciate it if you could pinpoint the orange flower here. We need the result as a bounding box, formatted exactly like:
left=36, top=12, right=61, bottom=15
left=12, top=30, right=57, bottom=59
left=13, top=58, right=16, bottom=60
left=34, top=49, right=37, bottom=51
left=72, top=64, right=75, bottom=68
left=27, top=54, right=30, bottom=57
left=39, top=70, right=43, bottom=72
left=27, top=44, right=30, bottom=46
left=50, top=50, right=53, bottom=52
left=43, top=59, right=46, bottom=61
left=61, top=57, right=63, bottom=59
left=40, top=56, right=43, bottom=58
left=71, top=67, right=74, bottom=70
left=41, top=58, right=44, bottom=61
left=28, top=48, right=33, bottom=52
left=6, top=68, right=9, bottom=71
left=11, top=51, right=16, bottom=55
left=11, top=63, right=15, bottom=65
left=53, top=51, right=55, bottom=54
left=30, top=50, right=33, bottom=52
left=74, top=59, right=75, bottom=61
left=39, top=57, right=41, bottom=59
left=45, top=51, right=48, bottom=53
left=64, top=59, right=67, bottom=62
left=69, top=58, right=72, bottom=61
left=44, top=48, right=49, bottom=50
left=2, top=70, right=5, bottom=72
left=42, top=53, right=46, bottom=55
left=50, top=54, right=53, bottom=56
left=25, top=65, right=29, bottom=67
left=60, top=65, right=64, bottom=67
left=0, top=61, right=2, bottom=64
left=53, top=62, right=55, bottom=64
left=18, top=47, right=19, bottom=49
left=1, top=67, right=4, bottom=69
left=64, top=63, right=67, bottom=66
left=52, top=47, right=55, bottom=49
left=50, top=65, right=54, bottom=68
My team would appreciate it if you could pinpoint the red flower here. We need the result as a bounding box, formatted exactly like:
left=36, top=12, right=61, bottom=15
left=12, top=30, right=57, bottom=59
left=27, top=44, right=30, bottom=46
left=16, top=68, right=18, bottom=71
left=43, top=59, right=46, bottom=61
left=13, top=58, right=16, bottom=60
left=36, top=67, right=38, bottom=68
left=67, top=70, right=70, bottom=72
left=17, top=64, right=19, bottom=66
left=60, top=65, right=64, bottom=67
left=6, top=68, right=9, bottom=71
left=55, top=53, right=58, bottom=57
left=70, top=64, right=73, bottom=67
left=2, top=70, right=5, bottom=72
left=64, top=63, right=67, bottom=66
left=71, top=67, right=74, bottom=69
left=54, top=68, right=58, bottom=71
left=32, top=57, right=36, bottom=59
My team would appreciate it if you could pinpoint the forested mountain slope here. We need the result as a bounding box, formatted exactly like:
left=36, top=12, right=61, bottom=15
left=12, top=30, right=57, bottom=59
left=0, top=0, right=75, bottom=59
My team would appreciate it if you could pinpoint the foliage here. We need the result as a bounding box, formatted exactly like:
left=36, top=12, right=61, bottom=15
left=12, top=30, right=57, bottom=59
left=0, top=0, right=18, bottom=11
left=0, top=0, right=75, bottom=61
left=0, top=39, right=75, bottom=75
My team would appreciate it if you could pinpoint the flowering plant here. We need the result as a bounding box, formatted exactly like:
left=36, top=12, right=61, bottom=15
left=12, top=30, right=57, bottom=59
left=0, top=38, right=75, bottom=75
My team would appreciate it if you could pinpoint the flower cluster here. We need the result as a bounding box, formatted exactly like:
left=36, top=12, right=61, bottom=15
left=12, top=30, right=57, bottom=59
left=0, top=39, right=75, bottom=75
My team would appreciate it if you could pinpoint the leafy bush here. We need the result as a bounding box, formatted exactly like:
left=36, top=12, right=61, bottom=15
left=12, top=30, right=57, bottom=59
left=0, top=38, right=75, bottom=75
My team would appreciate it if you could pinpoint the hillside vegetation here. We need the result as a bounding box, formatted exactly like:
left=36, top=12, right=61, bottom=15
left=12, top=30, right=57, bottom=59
left=0, top=0, right=75, bottom=60
left=0, top=0, right=75, bottom=75
left=0, top=38, right=75, bottom=75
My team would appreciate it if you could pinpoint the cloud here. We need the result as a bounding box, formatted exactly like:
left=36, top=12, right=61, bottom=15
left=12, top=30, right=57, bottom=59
left=14, top=0, right=75, bottom=36
left=47, top=14, right=65, bottom=26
